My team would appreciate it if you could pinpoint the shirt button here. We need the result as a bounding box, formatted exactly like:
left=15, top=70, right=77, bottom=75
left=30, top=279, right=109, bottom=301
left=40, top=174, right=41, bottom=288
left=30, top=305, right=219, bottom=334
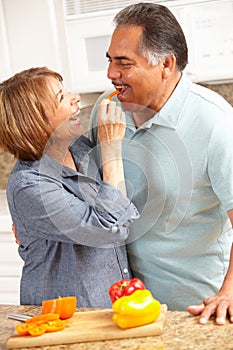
left=112, top=226, right=118, bottom=233
left=123, top=268, right=128, bottom=274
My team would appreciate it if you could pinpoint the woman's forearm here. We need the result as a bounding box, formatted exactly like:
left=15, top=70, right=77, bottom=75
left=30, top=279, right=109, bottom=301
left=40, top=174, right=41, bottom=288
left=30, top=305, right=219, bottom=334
left=101, top=142, right=126, bottom=196
left=98, top=100, right=127, bottom=196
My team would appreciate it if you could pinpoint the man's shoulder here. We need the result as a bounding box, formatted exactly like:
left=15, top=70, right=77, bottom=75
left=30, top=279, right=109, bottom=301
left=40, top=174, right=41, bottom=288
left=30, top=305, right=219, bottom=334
left=190, top=82, right=232, bottom=114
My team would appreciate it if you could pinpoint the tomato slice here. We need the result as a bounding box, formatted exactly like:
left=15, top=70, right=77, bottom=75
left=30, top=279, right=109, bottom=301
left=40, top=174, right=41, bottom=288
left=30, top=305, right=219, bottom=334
left=27, top=323, right=48, bottom=336
left=15, top=323, right=30, bottom=336
left=15, top=312, right=68, bottom=337
left=46, top=319, right=67, bottom=332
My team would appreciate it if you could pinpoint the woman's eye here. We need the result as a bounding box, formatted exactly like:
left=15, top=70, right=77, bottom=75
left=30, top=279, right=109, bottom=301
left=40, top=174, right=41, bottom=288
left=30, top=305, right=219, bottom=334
left=60, top=94, right=64, bottom=102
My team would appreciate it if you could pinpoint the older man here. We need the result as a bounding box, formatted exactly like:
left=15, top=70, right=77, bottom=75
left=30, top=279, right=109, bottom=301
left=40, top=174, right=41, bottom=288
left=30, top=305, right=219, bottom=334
left=89, top=3, right=233, bottom=324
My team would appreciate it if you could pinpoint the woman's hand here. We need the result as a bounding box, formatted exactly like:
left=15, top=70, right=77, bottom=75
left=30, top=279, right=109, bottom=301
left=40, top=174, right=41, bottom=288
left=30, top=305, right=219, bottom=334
left=12, top=224, right=22, bottom=246
left=98, top=100, right=126, bottom=144
left=97, top=100, right=126, bottom=195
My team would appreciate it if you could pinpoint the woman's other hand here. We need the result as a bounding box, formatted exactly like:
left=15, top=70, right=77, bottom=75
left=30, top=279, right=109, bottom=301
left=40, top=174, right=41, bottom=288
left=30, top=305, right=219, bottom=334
left=12, top=224, right=22, bottom=246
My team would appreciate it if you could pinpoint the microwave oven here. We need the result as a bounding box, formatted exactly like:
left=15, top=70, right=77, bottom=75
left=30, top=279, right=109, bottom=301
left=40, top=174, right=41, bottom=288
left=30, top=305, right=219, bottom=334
left=63, top=0, right=233, bottom=93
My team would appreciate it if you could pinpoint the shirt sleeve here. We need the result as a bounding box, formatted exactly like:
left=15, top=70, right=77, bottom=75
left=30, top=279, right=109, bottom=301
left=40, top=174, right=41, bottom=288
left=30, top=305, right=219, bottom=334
left=9, top=170, right=139, bottom=248
left=208, top=111, right=233, bottom=212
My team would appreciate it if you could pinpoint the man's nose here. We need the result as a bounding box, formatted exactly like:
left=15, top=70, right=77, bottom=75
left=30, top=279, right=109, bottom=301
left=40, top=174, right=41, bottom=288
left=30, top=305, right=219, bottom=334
left=107, top=64, right=121, bottom=81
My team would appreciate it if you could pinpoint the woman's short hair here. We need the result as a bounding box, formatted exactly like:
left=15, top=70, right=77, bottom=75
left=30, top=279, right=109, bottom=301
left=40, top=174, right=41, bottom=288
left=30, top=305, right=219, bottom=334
left=0, top=67, right=63, bottom=160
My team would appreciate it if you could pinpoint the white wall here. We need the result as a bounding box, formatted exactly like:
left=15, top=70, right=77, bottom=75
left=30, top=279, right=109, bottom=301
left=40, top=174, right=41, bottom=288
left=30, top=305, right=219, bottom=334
left=1, top=0, right=233, bottom=92
left=0, top=191, right=23, bottom=305
left=0, top=0, right=71, bottom=87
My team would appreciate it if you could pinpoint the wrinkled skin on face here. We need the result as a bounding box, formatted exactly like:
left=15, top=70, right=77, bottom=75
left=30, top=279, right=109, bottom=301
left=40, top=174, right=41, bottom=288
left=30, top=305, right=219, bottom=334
left=106, top=24, right=181, bottom=126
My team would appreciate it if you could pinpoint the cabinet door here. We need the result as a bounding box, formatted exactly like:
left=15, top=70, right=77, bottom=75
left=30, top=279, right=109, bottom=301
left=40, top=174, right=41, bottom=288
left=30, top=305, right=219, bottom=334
left=0, top=0, right=70, bottom=85
left=0, top=228, right=23, bottom=305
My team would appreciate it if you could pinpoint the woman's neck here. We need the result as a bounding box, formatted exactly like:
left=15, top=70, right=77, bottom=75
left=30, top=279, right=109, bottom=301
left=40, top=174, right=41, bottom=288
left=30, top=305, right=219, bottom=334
left=45, top=138, right=77, bottom=171
left=63, top=151, right=77, bottom=171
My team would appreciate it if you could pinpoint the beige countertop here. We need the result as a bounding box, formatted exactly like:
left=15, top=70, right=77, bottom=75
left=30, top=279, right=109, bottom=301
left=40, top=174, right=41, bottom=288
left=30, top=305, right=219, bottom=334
left=1, top=304, right=233, bottom=350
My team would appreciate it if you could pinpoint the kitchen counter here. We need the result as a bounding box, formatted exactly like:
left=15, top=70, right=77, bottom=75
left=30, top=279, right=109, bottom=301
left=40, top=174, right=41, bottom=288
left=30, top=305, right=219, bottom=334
left=1, top=304, right=233, bottom=350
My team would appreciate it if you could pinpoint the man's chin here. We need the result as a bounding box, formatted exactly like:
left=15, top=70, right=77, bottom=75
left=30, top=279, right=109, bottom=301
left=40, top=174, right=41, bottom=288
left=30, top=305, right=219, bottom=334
left=120, top=101, right=147, bottom=113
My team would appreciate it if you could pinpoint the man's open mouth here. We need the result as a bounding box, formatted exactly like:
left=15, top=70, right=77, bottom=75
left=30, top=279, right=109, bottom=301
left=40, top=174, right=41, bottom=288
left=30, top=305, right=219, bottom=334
left=114, top=85, right=128, bottom=94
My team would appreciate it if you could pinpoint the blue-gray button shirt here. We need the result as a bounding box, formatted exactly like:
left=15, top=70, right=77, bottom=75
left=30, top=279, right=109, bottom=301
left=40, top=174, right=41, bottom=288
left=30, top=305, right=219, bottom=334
left=7, top=136, right=139, bottom=307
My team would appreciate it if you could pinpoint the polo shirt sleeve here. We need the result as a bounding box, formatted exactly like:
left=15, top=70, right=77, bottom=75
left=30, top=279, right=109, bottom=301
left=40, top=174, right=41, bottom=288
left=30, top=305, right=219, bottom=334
left=208, top=111, right=233, bottom=212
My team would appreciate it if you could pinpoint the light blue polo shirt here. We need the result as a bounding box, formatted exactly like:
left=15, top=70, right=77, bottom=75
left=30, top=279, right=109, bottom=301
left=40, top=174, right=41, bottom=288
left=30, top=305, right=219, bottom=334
left=89, top=74, right=233, bottom=310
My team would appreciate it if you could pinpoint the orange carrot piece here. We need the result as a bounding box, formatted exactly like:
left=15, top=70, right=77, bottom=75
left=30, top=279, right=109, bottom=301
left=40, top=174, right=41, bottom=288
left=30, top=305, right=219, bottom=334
left=106, top=90, right=120, bottom=100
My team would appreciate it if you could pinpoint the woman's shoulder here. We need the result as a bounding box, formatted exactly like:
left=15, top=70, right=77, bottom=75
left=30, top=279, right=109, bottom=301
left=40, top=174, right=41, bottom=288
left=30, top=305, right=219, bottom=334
left=7, top=160, right=40, bottom=194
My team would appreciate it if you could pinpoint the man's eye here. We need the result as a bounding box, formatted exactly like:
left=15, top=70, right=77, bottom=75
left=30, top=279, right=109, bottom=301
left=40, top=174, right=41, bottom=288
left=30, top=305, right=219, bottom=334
left=120, top=62, right=132, bottom=67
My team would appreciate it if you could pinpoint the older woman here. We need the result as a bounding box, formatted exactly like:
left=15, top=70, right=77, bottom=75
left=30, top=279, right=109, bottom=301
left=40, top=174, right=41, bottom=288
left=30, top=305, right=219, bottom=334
left=0, top=67, right=139, bottom=307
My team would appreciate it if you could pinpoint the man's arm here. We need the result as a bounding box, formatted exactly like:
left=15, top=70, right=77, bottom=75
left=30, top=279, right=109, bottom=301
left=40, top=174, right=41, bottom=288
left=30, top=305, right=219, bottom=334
left=188, top=208, right=233, bottom=325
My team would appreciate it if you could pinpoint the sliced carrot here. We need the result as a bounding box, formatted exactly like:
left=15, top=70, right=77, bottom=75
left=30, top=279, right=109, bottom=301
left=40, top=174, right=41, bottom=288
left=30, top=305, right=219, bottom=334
left=106, top=90, right=120, bottom=100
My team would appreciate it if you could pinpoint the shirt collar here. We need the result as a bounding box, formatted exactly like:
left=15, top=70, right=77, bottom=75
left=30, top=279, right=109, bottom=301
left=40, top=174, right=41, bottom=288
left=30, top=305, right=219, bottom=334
left=68, top=135, right=98, bottom=178
left=156, top=73, right=191, bottom=129
left=39, top=136, right=94, bottom=179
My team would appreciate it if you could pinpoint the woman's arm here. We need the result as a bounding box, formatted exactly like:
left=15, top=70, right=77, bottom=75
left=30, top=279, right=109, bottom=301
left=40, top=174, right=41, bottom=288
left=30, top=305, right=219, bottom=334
left=97, top=100, right=126, bottom=196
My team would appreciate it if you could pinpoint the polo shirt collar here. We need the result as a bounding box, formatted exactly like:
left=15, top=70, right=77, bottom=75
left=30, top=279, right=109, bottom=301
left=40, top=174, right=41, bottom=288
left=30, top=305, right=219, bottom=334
left=156, top=73, right=191, bottom=129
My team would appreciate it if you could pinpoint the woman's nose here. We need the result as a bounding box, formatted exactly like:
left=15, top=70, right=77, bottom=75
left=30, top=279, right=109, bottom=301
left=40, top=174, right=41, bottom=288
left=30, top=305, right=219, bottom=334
left=71, top=92, right=80, bottom=104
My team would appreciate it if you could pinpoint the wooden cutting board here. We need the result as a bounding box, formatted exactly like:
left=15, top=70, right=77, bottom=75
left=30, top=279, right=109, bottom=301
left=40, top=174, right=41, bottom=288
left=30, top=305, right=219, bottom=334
left=7, top=304, right=167, bottom=349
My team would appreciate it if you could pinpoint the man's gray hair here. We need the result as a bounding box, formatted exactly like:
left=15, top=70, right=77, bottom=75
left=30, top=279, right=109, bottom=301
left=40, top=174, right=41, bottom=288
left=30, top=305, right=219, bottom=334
left=113, top=2, right=188, bottom=71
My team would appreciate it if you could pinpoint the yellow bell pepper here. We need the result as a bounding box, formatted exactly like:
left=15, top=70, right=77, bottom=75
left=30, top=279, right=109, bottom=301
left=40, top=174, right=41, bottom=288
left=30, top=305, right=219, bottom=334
left=112, top=289, right=161, bottom=329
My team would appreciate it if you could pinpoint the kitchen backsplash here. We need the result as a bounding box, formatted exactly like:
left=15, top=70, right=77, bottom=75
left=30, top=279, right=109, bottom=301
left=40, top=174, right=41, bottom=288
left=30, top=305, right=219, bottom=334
left=0, top=83, right=233, bottom=189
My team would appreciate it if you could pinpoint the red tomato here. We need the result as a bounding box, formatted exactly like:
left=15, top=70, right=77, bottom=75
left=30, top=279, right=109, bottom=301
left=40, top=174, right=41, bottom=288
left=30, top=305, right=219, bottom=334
left=108, top=278, right=146, bottom=303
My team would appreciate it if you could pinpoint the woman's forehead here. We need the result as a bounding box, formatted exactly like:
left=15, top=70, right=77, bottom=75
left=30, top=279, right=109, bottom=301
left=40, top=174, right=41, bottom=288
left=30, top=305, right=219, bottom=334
left=47, top=77, right=63, bottom=95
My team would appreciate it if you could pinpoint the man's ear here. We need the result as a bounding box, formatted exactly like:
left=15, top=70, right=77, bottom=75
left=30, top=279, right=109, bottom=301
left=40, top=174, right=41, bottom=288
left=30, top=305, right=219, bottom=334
left=161, top=54, right=177, bottom=79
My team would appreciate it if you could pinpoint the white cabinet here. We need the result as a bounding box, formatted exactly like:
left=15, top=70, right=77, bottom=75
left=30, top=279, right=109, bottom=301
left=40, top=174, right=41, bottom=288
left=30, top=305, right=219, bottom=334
left=0, top=192, right=23, bottom=305
left=0, top=227, right=23, bottom=305
left=0, top=0, right=71, bottom=87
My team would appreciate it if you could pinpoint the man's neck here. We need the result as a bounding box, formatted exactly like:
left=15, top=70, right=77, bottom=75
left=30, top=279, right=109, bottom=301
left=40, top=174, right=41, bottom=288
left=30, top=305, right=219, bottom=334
left=133, top=72, right=182, bottom=128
